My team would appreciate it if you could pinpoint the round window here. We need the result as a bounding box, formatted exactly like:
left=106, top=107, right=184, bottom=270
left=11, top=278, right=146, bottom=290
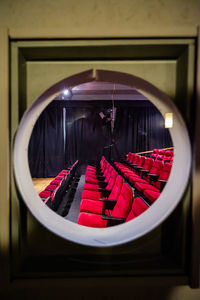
left=14, top=70, right=191, bottom=247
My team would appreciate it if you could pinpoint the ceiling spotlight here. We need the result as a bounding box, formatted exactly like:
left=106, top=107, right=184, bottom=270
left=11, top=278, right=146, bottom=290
left=63, top=89, right=70, bottom=96
left=165, top=112, right=173, bottom=128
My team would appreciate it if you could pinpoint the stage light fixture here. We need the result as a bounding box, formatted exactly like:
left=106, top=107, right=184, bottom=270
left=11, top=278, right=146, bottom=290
left=63, top=89, right=69, bottom=95
left=165, top=113, right=173, bottom=128
left=63, top=88, right=72, bottom=98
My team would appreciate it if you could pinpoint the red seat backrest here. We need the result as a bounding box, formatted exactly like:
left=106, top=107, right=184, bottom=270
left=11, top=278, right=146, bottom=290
left=142, top=157, right=153, bottom=171
left=130, top=153, right=136, bottom=163
left=127, top=152, right=132, bottom=162
left=103, top=161, right=110, bottom=177
left=132, top=154, right=140, bottom=164
left=126, top=197, right=149, bottom=222
left=45, top=184, right=57, bottom=190
left=159, top=149, right=165, bottom=155
left=159, top=162, right=172, bottom=181
left=105, top=165, right=113, bottom=183
left=137, top=155, right=146, bottom=167
left=151, top=148, right=159, bottom=158
left=149, top=160, right=163, bottom=175
left=111, top=183, right=133, bottom=218
left=153, top=149, right=159, bottom=154
left=106, top=170, right=117, bottom=190
left=39, top=190, right=51, bottom=198
left=157, top=149, right=165, bottom=159
left=109, top=175, right=123, bottom=200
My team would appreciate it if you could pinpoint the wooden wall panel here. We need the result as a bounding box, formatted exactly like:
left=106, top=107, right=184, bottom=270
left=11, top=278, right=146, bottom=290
left=9, top=39, right=195, bottom=283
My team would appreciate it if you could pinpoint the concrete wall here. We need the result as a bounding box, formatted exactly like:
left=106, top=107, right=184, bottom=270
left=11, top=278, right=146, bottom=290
left=0, top=0, right=200, bottom=38
left=0, top=0, right=200, bottom=299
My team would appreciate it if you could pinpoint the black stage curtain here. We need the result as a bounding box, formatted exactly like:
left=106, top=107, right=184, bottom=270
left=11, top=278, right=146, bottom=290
left=64, top=106, right=109, bottom=166
left=112, top=105, right=172, bottom=160
left=28, top=100, right=172, bottom=177
left=28, top=102, right=65, bottom=177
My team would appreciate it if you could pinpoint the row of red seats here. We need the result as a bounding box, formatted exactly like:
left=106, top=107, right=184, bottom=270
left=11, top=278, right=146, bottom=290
left=151, top=148, right=173, bottom=162
left=126, top=149, right=173, bottom=166
left=77, top=157, right=149, bottom=228
left=115, top=155, right=172, bottom=203
left=39, top=160, right=78, bottom=207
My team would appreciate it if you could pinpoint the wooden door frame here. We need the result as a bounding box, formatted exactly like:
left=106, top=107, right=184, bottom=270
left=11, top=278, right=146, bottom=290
left=0, top=26, right=200, bottom=289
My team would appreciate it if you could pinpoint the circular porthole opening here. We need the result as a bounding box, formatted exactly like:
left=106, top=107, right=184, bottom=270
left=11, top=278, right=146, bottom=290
left=14, top=69, right=191, bottom=247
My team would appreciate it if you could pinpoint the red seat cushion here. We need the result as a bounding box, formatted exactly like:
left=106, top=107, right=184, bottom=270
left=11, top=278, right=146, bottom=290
left=85, top=177, right=98, bottom=184
left=143, top=190, right=160, bottom=202
left=82, top=190, right=101, bottom=201
left=45, top=184, right=57, bottom=190
left=55, top=176, right=65, bottom=180
left=85, top=170, right=97, bottom=176
left=83, top=183, right=99, bottom=191
left=80, top=199, right=104, bottom=214
left=78, top=212, right=107, bottom=228
left=111, top=183, right=133, bottom=218
left=50, top=179, right=62, bottom=185
left=126, top=197, right=149, bottom=222
left=129, top=176, right=148, bottom=184
left=134, top=182, right=159, bottom=192
left=39, top=190, right=51, bottom=198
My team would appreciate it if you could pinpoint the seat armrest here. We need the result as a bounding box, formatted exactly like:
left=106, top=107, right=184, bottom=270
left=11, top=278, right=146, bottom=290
left=128, top=163, right=134, bottom=166
left=99, top=198, right=117, bottom=202
left=141, top=170, right=149, bottom=178
left=53, top=182, right=60, bottom=185
left=141, top=169, right=149, bottom=174
left=44, top=197, right=51, bottom=207
left=136, top=166, right=143, bottom=170
left=135, top=166, right=143, bottom=174
left=41, top=198, right=48, bottom=201
left=100, top=199, right=117, bottom=215
left=97, top=181, right=108, bottom=188
left=98, top=188, right=111, bottom=197
left=96, top=171, right=102, bottom=175
left=163, top=159, right=170, bottom=163
left=102, top=215, right=126, bottom=227
left=97, top=175, right=105, bottom=180
left=159, top=179, right=167, bottom=192
left=149, top=174, right=159, bottom=184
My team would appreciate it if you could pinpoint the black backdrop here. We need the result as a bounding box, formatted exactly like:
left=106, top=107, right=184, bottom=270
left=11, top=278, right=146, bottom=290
left=28, top=100, right=172, bottom=177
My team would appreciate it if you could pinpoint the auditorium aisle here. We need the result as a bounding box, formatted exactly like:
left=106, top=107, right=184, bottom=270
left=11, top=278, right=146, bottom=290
left=64, top=175, right=85, bottom=223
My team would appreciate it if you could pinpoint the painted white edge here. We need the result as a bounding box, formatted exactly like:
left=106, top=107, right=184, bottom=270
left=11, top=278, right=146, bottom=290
left=13, top=69, right=191, bottom=247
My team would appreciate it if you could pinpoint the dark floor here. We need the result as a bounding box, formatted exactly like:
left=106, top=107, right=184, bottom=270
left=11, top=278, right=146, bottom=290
left=65, top=175, right=85, bottom=223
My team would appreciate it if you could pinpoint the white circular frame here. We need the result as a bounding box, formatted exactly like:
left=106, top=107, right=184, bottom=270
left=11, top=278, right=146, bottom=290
left=14, top=69, right=191, bottom=247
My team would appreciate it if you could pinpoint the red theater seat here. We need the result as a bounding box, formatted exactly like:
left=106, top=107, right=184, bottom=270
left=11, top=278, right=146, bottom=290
left=126, top=152, right=132, bottom=163
left=78, top=194, right=149, bottom=228
left=143, top=190, right=160, bottom=202
left=78, top=183, right=133, bottom=228
left=39, top=190, right=51, bottom=199
left=135, top=162, right=172, bottom=193
left=50, top=179, right=63, bottom=185
left=84, top=168, right=117, bottom=192
left=163, top=150, right=173, bottom=162
left=126, top=197, right=149, bottom=222
left=129, top=154, right=140, bottom=168
left=127, top=157, right=153, bottom=180
left=55, top=175, right=65, bottom=180
left=133, top=155, right=146, bottom=173
left=80, top=175, right=123, bottom=214
left=82, top=174, right=123, bottom=201
left=85, top=161, right=111, bottom=184
left=156, top=149, right=165, bottom=161
left=45, top=184, right=58, bottom=191
left=151, top=148, right=159, bottom=159
left=129, top=160, right=163, bottom=185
